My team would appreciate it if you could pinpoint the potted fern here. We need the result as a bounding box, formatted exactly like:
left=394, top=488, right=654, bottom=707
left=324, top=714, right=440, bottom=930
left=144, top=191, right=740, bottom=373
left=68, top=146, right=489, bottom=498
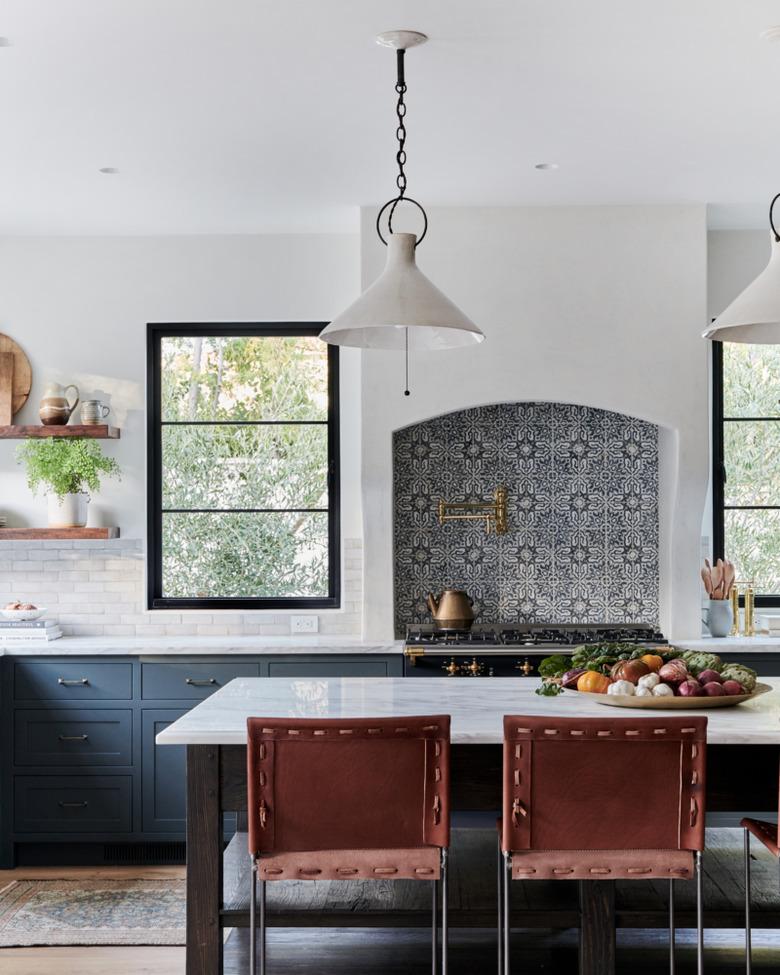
left=16, top=439, right=120, bottom=527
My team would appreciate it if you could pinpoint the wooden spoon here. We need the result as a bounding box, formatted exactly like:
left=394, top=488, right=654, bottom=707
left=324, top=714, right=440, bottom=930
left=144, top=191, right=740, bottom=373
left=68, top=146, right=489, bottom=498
left=700, top=567, right=714, bottom=597
left=711, top=563, right=722, bottom=598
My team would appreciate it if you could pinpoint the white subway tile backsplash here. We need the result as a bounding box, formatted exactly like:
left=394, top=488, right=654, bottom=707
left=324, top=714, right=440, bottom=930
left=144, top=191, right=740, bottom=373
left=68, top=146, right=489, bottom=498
left=0, top=538, right=363, bottom=638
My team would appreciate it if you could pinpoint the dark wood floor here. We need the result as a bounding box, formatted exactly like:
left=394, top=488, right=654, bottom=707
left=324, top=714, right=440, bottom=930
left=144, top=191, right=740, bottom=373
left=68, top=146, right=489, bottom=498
left=221, top=827, right=780, bottom=972
left=223, top=928, right=778, bottom=974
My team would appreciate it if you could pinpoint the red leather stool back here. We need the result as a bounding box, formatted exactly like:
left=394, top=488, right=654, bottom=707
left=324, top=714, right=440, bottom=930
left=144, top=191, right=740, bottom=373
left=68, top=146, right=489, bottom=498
left=247, top=715, right=451, bottom=856
left=501, top=715, right=707, bottom=855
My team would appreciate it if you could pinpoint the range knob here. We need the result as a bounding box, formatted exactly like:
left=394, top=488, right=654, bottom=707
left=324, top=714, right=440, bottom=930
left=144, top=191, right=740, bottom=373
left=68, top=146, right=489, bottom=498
left=442, top=658, right=461, bottom=677
left=464, top=657, right=484, bottom=677
left=515, top=658, right=534, bottom=677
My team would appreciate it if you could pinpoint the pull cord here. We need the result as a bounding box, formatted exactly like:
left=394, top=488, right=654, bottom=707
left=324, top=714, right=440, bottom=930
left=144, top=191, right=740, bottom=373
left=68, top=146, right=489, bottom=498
left=404, top=327, right=410, bottom=396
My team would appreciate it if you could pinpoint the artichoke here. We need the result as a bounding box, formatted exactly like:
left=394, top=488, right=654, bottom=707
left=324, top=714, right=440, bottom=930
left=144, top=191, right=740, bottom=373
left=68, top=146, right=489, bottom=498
left=719, top=663, right=757, bottom=692
left=680, top=650, right=723, bottom=677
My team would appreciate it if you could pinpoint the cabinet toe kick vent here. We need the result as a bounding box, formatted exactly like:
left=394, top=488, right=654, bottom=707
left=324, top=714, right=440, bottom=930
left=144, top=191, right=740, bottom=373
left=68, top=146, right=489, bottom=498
left=103, top=841, right=186, bottom=865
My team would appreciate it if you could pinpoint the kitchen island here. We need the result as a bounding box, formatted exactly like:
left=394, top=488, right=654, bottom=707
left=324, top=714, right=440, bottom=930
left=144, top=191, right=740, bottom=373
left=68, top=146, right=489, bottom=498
left=158, top=676, right=780, bottom=975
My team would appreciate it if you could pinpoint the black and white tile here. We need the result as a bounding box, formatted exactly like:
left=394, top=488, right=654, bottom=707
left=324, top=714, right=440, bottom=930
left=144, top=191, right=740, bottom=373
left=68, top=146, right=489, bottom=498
left=393, top=403, right=659, bottom=635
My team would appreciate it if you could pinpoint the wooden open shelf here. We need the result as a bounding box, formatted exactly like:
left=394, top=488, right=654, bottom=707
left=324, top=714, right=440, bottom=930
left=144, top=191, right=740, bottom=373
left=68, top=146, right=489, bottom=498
left=0, top=527, right=120, bottom=540
left=0, top=424, right=120, bottom=439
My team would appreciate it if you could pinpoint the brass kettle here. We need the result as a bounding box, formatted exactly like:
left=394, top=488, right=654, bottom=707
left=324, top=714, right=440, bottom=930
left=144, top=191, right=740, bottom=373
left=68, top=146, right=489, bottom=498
left=427, top=589, right=475, bottom=631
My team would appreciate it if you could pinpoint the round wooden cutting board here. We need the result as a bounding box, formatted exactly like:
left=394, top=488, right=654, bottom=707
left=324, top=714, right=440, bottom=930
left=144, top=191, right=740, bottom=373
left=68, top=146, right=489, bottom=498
left=0, top=333, right=32, bottom=415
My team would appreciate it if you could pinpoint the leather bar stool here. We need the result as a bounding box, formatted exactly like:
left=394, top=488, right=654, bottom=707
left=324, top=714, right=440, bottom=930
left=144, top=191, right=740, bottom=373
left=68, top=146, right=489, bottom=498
left=498, top=715, right=708, bottom=975
left=247, top=714, right=451, bottom=975
left=741, top=777, right=780, bottom=972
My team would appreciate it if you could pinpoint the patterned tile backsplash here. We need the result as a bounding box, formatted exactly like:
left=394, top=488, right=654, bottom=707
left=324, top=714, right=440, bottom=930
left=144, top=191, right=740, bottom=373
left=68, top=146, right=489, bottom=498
left=393, top=403, right=659, bottom=635
left=0, top=538, right=363, bottom=637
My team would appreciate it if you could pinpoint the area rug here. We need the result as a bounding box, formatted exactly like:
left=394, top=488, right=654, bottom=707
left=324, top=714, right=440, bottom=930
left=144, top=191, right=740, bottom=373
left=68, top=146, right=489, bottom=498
left=0, top=878, right=185, bottom=946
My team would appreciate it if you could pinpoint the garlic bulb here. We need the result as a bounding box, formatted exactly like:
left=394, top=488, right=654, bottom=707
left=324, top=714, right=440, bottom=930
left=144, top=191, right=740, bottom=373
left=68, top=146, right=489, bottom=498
left=637, top=672, right=660, bottom=690
left=635, top=685, right=653, bottom=697
left=608, top=679, right=635, bottom=696
left=652, top=683, right=675, bottom=697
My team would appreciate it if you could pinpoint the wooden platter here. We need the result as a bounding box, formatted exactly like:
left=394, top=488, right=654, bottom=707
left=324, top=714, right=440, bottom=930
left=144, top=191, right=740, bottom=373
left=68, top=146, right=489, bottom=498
left=573, top=682, right=772, bottom=709
left=0, top=333, right=32, bottom=423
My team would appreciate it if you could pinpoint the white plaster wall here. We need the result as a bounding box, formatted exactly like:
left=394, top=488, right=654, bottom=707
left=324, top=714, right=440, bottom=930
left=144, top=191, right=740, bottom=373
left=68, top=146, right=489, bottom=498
left=0, top=233, right=362, bottom=627
left=361, top=206, right=709, bottom=641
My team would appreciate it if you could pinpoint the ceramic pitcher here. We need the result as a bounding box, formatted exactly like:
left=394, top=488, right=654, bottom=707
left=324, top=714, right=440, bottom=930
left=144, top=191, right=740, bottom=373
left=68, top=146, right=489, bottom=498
left=39, top=382, right=79, bottom=426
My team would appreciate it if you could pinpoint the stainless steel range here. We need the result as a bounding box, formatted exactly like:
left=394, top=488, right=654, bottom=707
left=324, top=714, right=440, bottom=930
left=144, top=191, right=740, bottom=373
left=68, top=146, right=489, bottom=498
left=403, top=624, right=666, bottom=677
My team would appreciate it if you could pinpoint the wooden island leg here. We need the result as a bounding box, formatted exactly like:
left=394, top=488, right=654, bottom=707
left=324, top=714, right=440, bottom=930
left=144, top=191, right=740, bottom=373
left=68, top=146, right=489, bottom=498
left=579, top=880, right=616, bottom=975
left=186, top=745, right=224, bottom=975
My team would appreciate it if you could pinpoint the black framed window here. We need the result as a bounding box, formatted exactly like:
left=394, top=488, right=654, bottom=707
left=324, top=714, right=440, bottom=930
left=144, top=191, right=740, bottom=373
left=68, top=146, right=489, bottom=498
left=713, top=340, right=780, bottom=604
left=147, top=324, right=340, bottom=610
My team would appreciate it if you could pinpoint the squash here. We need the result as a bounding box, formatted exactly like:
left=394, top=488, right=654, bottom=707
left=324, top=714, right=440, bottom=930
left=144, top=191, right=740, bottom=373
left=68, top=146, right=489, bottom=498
left=640, top=653, right=664, bottom=673
left=576, top=670, right=612, bottom=694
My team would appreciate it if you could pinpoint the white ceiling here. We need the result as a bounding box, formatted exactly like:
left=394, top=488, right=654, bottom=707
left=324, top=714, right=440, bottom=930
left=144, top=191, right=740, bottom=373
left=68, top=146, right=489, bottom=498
left=3, top=0, right=780, bottom=234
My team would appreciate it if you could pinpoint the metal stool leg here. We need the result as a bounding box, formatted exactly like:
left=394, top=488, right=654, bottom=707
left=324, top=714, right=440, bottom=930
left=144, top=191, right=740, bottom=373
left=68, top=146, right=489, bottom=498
left=441, top=849, right=449, bottom=975
left=696, top=850, right=704, bottom=975
left=669, top=878, right=675, bottom=975
left=497, top=842, right=504, bottom=975
left=249, top=854, right=257, bottom=975
left=259, top=876, right=267, bottom=975
left=432, top=876, right=439, bottom=975
left=503, top=851, right=511, bottom=975
left=745, top=828, right=752, bottom=975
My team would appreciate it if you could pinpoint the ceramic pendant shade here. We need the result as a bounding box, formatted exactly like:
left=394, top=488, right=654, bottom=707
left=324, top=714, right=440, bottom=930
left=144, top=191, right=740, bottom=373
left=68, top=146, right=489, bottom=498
left=704, top=232, right=780, bottom=343
left=319, top=234, right=484, bottom=350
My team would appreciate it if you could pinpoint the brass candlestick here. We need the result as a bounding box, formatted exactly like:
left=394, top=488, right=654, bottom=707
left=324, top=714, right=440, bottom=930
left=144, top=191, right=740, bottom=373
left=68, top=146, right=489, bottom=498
left=729, top=584, right=739, bottom=636
left=744, top=583, right=755, bottom=637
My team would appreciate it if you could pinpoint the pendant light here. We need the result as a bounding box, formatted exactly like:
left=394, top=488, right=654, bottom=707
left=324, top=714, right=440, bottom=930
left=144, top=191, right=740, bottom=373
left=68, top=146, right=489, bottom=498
left=320, top=30, right=484, bottom=394
left=704, top=193, right=780, bottom=343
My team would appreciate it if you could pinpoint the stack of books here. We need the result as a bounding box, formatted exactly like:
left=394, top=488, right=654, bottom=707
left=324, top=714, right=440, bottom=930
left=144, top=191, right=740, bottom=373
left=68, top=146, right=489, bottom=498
left=0, top=619, right=63, bottom=642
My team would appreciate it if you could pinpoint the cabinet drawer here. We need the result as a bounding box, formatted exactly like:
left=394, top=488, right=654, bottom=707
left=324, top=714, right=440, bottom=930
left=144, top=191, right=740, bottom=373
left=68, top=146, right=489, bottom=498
left=14, top=661, right=133, bottom=701
left=14, top=775, right=132, bottom=833
left=142, top=662, right=259, bottom=699
left=14, top=709, right=132, bottom=767
left=267, top=659, right=392, bottom=678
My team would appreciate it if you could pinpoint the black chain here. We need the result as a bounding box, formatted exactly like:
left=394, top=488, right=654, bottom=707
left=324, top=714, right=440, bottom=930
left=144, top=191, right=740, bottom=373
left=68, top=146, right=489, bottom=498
left=376, top=47, right=428, bottom=248
left=395, top=79, right=407, bottom=198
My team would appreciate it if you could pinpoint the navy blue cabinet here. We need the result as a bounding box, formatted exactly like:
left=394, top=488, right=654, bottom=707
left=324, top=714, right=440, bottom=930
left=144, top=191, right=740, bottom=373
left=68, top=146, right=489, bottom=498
left=14, top=661, right=133, bottom=701
left=141, top=709, right=187, bottom=832
left=0, top=651, right=402, bottom=865
left=15, top=709, right=132, bottom=767
left=15, top=775, right=133, bottom=834
left=141, top=662, right=260, bottom=699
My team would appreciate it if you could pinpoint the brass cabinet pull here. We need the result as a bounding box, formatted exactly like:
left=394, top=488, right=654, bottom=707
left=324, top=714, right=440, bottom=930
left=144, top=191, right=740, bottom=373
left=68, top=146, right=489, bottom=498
left=58, top=678, right=89, bottom=686
left=58, top=734, right=89, bottom=742
left=185, top=678, right=217, bottom=686
left=58, top=801, right=88, bottom=808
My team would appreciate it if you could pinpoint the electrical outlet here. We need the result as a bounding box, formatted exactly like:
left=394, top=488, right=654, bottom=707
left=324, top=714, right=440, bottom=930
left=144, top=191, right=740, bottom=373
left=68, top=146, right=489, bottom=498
left=291, top=615, right=319, bottom=634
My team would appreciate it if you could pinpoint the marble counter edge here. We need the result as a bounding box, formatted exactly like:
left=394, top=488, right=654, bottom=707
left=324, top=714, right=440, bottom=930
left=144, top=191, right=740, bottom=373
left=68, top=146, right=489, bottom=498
left=0, top=636, right=403, bottom=656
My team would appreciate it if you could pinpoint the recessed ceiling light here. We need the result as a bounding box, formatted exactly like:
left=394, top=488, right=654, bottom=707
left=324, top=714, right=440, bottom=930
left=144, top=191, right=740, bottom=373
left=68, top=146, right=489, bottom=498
left=98, top=167, right=119, bottom=175
left=534, top=162, right=559, bottom=171
left=761, top=26, right=780, bottom=42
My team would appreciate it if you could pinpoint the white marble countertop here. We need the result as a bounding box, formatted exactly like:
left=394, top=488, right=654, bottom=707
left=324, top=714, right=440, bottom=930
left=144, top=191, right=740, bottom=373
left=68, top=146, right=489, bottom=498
left=0, top=635, right=402, bottom=657
left=1, top=634, right=779, bottom=658
left=155, top=676, right=780, bottom=746
left=673, top=637, right=780, bottom=653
